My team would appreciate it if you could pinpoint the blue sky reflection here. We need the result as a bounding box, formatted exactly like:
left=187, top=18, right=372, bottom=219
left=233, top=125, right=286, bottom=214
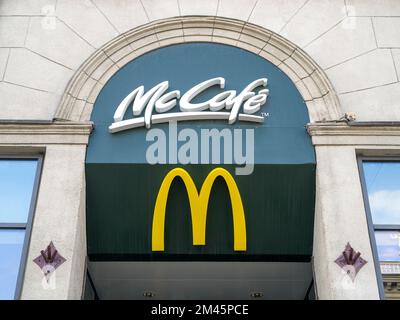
left=363, top=161, right=400, bottom=225
left=0, top=159, right=37, bottom=223
left=0, top=229, right=25, bottom=299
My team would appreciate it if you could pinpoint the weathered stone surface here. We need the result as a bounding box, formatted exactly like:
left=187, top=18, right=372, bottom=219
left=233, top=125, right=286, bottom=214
left=0, top=16, right=30, bottom=47
left=0, top=48, right=9, bottom=80
left=25, top=17, right=95, bottom=70
left=313, top=145, right=380, bottom=300
left=281, top=0, right=346, bottom=48
left=92, top=0, right=149, bottom=34
left=217, top=0, right=258, bottom=21
left=339, top=82, right=400, bottom=121
left=347, top=0, right=400, bottom=17
left=249, top=0, right=308, bottom=33
left=305, top=17, right=376, bottom=69
left=141, top=0, right=180, bottom=21
left=326, top=49, right=397, bottom=94
left=0, top=0, right=57, bottom=15
left=373, top=17, right=400, bottom=48
left=4, top=48, right=73, bottom=94
left=0, top=82, right=59, bottom=120
left=179, top=0, right=219, bottom=16
left=56, top=0, right=118, bottom=48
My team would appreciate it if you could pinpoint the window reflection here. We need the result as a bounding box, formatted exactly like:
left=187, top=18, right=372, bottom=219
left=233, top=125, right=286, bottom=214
left=0, top=160, right=38, bottom=223
left=363, top=162, right=400, bottom=225
left=0, top=158, right=39, bottom=300
left=375, top=231, right=400, bottom=262
left=362, top=161, right=400, bottom=300
left=0, top=230, right=25, bottom=300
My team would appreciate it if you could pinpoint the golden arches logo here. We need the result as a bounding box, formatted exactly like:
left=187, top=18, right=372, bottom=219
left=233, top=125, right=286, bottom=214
left=152, top=167, right=247, bottom=251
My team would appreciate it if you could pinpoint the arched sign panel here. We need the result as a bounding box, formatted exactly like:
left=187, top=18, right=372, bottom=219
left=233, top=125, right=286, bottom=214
left=86, top=43, right=315, bottom=261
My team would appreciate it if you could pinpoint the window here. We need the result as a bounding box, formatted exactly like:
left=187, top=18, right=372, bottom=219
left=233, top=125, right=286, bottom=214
left=360, top=160, right=400, bottom=299
left=0, top=157, right=42, bottom=300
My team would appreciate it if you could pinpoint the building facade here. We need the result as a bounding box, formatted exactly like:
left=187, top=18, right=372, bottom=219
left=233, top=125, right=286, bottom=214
left=1, top=0, right=400, bottom=300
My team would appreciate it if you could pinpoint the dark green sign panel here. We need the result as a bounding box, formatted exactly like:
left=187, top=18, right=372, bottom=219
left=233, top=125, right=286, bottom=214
left=86, top=43, right=315, bottom=261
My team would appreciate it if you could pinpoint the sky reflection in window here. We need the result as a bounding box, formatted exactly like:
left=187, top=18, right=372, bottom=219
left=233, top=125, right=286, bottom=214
left=0, top=160, right=38, bottom=224
left=363, top=161, right=400, bottom=225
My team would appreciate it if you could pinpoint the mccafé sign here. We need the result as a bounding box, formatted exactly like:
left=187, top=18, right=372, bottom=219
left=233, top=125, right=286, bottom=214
left=152, top=167, right=247, bottom=252
left=86, top=43, right=316, bottom=259
left=109, top=77, right=269, bottom=133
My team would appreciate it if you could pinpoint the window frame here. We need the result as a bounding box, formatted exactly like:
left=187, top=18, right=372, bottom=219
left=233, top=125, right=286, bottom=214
left=357, top=156, right=400, bottom=300
left=0, top=154, right=43, bottom=299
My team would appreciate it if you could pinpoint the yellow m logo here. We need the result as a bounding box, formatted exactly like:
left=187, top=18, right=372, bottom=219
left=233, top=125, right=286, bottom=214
left=152, top=167, right=247, bottom=251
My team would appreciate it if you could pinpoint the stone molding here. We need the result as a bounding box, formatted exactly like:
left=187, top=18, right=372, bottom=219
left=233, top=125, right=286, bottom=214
left=0, top=121, right=93, bottom=145
left=307, top=122, right=400, bottom=146
left=54, top=16, right=342, bottom=123
left=308, top=122, right=400, bottom=136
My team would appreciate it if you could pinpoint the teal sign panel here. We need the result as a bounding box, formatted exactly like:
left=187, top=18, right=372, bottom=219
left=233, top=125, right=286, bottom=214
left=86, top=43, right=316, bottom=261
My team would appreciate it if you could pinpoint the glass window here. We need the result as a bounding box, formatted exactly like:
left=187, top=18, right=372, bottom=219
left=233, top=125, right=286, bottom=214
left=361, top=160, right=400, bottom=299
left=0, top=230, right=25, bottom=299
left=363, top=162, right=400, bottom=225
left=375, top=231, right=400, bottom=262
left=0, top=158, right=40, bottom=300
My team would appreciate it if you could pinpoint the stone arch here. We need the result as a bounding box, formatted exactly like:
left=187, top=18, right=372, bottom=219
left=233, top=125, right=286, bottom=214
left=55, top=16, right=341, bottom=123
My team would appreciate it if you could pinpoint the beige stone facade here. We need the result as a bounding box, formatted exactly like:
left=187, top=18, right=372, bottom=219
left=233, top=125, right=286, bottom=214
left=1, top=0, right=400, bottom=300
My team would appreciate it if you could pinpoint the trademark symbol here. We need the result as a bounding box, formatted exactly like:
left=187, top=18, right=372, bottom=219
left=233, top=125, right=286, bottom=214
left=261, top=112, right=270, bottom=117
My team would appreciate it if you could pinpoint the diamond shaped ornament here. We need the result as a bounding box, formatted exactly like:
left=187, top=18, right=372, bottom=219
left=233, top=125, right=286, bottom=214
left=33, top=241, right=66, bottom=277
left=335, top=242, right=367, bottom=281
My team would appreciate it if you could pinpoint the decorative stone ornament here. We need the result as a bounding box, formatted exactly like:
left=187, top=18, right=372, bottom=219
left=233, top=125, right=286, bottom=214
left=33, top=241, right=66, bottom=279
left=335, top=242, right=367, bottom=282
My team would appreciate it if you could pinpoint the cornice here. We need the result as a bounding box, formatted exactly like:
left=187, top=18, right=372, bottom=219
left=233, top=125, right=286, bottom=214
left=307, top=122, right=400, bottom=137
left=0, top=121, right=93, bottom=136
